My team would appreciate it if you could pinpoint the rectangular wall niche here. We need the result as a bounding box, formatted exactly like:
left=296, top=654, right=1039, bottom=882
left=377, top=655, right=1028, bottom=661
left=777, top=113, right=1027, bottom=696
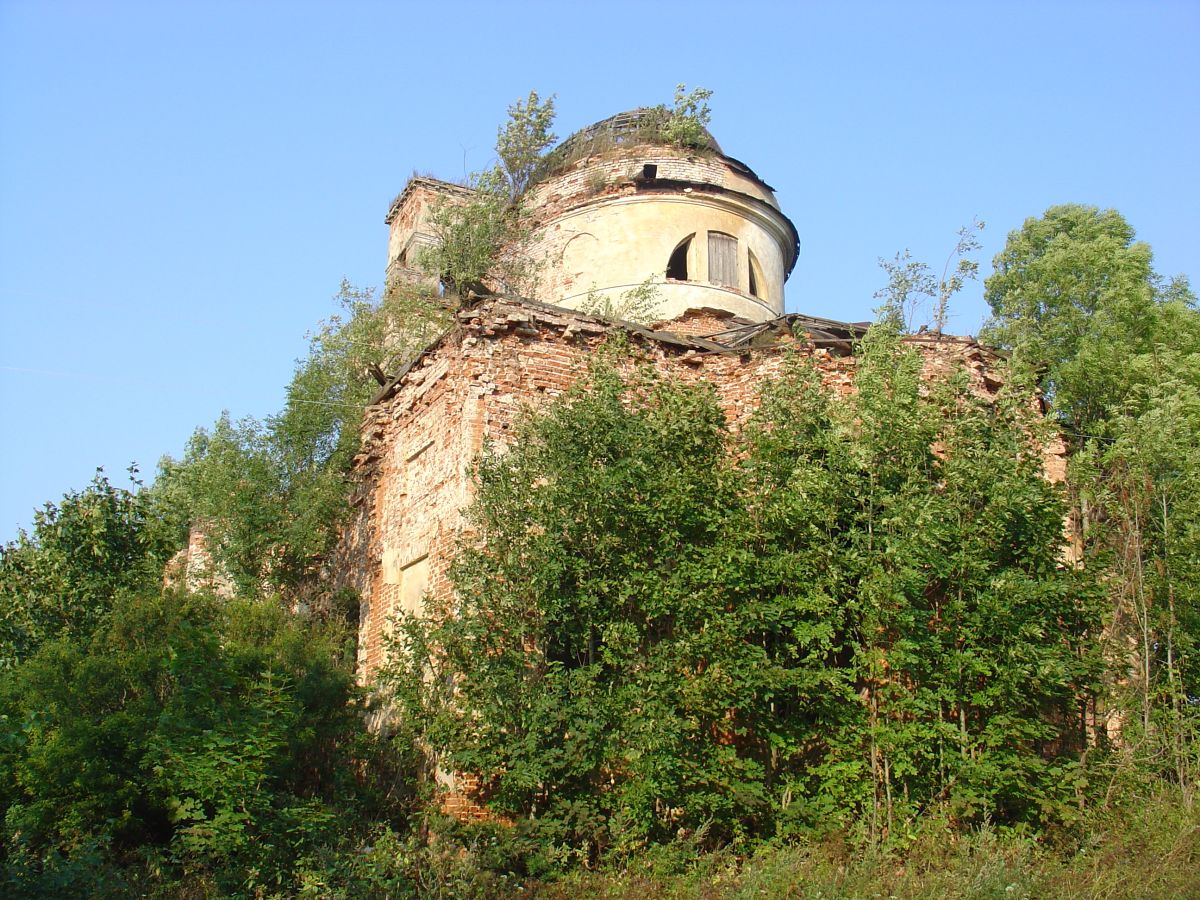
left=398, top=555, right=430, bottom=616
left=382, top=549, right=431, bottom=618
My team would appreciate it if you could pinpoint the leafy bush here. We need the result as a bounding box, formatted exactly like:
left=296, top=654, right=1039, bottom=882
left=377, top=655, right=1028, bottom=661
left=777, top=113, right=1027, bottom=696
left=419, top=91, right=557, bottom=298
left=0, top=589, right=409, bottom=895
left=578, top=277, right=663, bottom=324
left=0, top=467, right=182, bottom=669
left=659, top=84, right=714, bottom=149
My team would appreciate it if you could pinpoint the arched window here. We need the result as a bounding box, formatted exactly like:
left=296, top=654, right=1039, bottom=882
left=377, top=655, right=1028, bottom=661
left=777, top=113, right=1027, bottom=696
left=708, top=232, right=738, bottom=288
left=748, top=249, right=766, bottom=300
left=666, top=234, right=693, bottom=281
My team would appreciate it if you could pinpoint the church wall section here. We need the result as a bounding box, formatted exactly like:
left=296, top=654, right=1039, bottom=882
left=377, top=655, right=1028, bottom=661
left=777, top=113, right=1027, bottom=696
left=345, top=296, right=1041, bottom=683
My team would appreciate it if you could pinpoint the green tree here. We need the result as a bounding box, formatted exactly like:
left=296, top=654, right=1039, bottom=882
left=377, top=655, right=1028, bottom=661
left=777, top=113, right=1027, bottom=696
left=420, top=177, right=514, bottom=297
left=390, top=357, right=790, bottom=855
left=420, top=91, right=557, bottom=297
left=0, top=589, right=404, bottom=895
left=0, top=274, right=440, bottom=887
left=981, top=204, right=1196, bottom=431
left=0, top=468, right=181, bottom=668
left=159, top=280, right=448, bottom=600
left=751, top=330, right=1100, bottom=837
left=495, top=90, right=557, bottom=200
left=874, top=220, right=984, bottom=332
left=1071, top=360, right=1200, bottom=798
left=983, top=205, right=1200, bottom=802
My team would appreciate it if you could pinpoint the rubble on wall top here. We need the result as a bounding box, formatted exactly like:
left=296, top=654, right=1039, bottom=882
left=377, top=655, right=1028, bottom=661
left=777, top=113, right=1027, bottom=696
left=368, top=293, right=998, bottom=409
left=367, top=293, right=768, bottom=406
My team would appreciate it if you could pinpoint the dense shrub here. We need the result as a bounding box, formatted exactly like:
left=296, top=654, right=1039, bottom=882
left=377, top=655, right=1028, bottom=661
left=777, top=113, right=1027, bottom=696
left=385, top=328, right=1102, bottom=870
left=0, top=589, right=409, bottom=895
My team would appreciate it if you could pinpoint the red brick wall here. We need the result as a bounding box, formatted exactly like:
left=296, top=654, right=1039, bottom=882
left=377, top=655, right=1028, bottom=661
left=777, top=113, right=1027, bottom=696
left=346, top=298, right=1030, bottom=682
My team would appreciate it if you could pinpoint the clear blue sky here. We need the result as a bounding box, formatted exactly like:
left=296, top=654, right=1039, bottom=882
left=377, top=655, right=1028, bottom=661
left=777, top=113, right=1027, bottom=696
left=2, top=0, right=1197, bottom=541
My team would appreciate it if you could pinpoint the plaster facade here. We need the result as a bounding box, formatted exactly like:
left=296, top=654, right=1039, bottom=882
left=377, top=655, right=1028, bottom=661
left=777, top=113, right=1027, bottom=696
left=523, top=146, right=796, bottom=322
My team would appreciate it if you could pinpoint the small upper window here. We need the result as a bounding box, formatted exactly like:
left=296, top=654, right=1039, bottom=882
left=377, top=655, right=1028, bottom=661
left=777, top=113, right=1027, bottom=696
left=708, top=232, right=737, bottom=288
left=666, top=234, right=693, bottom=281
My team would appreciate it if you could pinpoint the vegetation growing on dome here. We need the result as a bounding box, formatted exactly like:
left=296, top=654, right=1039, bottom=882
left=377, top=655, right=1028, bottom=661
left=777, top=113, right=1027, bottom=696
left=536, top=85, right=718, bottom=184
left=495, top=90, right=559, bottom=201
left=660, top=83, right=715, bottom=149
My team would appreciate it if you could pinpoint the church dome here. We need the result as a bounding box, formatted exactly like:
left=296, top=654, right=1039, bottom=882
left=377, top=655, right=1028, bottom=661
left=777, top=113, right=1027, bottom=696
left=540, top=108, right=723, bottom=178
left=524, top=114, right=799, bottom=325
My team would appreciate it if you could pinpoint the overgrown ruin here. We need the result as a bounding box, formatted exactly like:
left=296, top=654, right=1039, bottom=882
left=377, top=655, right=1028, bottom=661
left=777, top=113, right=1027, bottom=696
left=345, top=110, right=1056, bottom=684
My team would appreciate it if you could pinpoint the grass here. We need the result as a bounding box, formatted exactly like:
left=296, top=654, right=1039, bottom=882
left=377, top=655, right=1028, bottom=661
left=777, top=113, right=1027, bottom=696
left=527, top=790, right=1199, bottom=900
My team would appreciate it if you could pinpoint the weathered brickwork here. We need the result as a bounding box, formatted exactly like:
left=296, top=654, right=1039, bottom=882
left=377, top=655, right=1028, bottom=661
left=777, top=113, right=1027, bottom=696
left=163, top=524, right=236, bottom=598
left=384, top=177, right=475, bottom=288
left=347, top=295, right=1036, bottom=683
left=525, top=148, right=777, bottom=222
left=651, top=307, right=747, bottom=338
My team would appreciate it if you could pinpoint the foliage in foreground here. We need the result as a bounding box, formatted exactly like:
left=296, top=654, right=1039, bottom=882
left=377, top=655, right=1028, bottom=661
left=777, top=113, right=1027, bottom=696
left=0, top=444, right=413, bottom=896
left=386, top=328, right=1102, bottom=864
left=0, top=588, right=410, bottom=898
left=529, top=786, right=1199, bottom=900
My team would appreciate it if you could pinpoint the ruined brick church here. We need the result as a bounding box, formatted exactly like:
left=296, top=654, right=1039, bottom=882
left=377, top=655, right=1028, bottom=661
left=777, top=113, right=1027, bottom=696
left=342, top=110, right=1017, bottom=682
